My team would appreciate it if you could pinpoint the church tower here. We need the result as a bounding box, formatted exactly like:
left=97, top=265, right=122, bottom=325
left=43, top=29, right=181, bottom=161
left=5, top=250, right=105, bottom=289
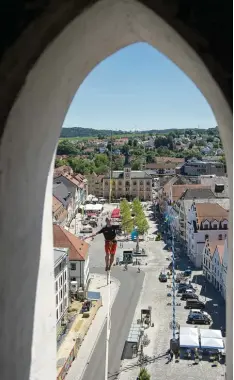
left=124, top=151, right=131, bottom=199
left=124, top=151, right=131, bottom=179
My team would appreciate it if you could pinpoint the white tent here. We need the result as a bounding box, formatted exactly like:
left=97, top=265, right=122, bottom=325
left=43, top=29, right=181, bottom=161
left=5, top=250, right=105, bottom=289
left=180, top=334, right=199, bottom=348
left=180, top=327, right=198, bottom=336
left=84, top=204, right=103, bottom=212
left=200, top=337, right=224, bottom=350
left=199, top=329, right=222, bottom=339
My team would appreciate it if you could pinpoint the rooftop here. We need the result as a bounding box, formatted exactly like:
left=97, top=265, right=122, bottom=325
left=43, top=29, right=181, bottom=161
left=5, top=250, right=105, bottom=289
left=53, top=225, right=89, bottom=261
left=54, top=247, right=68, bottom=267
left=52, top=196, right=63, bottom=213
left=155, top=156, right=185, bottom=164
left=53, top=182, right=71, bottom=207
left=184, top=198, right=230, bottom=215
left=200, top=176, right=229, bottom=198
left=195, top=203, right=229, bottom=224
left=172, top=185, right=211, bottom=201
left=179, top=188, right=215, bottom=200
left=206, top=240, right=225, bottom=262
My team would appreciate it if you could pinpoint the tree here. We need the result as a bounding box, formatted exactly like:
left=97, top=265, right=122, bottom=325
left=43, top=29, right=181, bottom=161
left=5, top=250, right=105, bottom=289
left=94, top=164, right=109, bottom=174
left=131, top=160, right=141, bottom=170
left=94, top=153, right=109, bottom=167
left=138, top=367, right=151, bottom=380
left=120, top=200, right=133, bottom=233
left=146, top=151, right=155, bottom=163
left=55, top=158, right=68, bottom=168
left=57, top=140, right=78, bottom=155
left=133, top=139, right=138, bottom=147
left=132, top=199, right=149, bottom=234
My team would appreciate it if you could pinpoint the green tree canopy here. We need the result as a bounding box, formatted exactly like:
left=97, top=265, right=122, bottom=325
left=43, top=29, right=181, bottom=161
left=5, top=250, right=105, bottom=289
left=131, top=160, right=142, bottom=170
left=94, top=153, right=109, bottom=167
left=120, top=200, right=133, bottom=233
left=57, top=140, right=78, bottom=155
left=55, top=158, right=68, bottom=168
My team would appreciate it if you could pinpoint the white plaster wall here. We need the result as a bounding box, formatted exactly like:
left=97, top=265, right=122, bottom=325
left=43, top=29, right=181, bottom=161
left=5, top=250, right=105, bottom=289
left=0, top=0, right=232, bottom=379
left=29, top=160, right=57, bottom=380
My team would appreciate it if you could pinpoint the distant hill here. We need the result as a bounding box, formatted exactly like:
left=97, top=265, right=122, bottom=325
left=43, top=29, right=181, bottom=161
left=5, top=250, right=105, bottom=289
left=60, top=126, right=212, bottom=138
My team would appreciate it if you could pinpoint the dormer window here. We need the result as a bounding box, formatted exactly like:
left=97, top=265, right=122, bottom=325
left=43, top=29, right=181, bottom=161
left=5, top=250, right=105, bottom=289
left=223, top=223, right=228, bottom=230
left=213, top=223, right=218, bottom=230
left=203, top=223, right=209, bottom=230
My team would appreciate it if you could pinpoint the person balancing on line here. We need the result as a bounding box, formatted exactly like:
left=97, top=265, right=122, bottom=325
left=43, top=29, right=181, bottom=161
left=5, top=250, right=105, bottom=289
left=84, top=217, right=119, bottom=271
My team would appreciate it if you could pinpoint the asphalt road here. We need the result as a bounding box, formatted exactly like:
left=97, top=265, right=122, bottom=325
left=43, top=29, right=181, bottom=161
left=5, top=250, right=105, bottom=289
left=82, top=267, right=144, bottom=380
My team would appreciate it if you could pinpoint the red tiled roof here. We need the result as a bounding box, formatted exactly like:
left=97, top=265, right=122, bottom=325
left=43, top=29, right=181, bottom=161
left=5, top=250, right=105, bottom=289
left=53, top=225, right=89, bottom=261
left=206, top=239, right=225, bottom=262
left=172, top=185, right=211, bottom=201
left=54, top=165, right=73, bottom=177
left=63, top=173, right=80, bottom=187
left=196, top=203, right=229, bottom=224
left=156, top=157, right=185, bottom=164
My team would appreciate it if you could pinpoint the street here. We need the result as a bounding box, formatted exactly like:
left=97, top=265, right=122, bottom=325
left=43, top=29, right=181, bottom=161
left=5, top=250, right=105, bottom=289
left=82, top=267, right=144, bottom=380
left=68, top=203, right=226, bottom=380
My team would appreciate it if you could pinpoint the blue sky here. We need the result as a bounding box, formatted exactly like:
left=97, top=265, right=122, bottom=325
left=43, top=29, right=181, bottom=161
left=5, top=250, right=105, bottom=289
left=63, top=42, right=217, bottom=131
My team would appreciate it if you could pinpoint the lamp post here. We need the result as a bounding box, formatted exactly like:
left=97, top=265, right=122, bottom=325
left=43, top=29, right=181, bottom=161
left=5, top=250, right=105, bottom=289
left=166, top=209, right=179, bottom=351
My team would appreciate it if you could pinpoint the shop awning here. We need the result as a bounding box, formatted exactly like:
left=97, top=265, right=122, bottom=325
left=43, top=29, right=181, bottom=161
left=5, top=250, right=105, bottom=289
left=180, top=334, right=199, bottom=348
left=200, top=337, right=224, bottom=350
left=199, top=329, right=223, bottom=339
left=111, top=208, right=120, bottom=218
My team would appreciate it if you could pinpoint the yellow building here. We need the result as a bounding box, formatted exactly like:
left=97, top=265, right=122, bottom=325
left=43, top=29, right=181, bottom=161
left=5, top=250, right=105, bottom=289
left=103, top=153, right=152, bottom=201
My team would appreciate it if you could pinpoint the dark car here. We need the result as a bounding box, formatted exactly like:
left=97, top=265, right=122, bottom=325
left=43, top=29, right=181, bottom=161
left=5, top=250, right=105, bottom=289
left=186, top=299, right=205, bottom=309
left=187, top=313, right=211, bottom=325
left=159, top=273, right=167, bottom=282
left=181, top=292, right=198, bottom=300
left=177, top=287, right=195, bottom=294
left=177, top=283, right=194, bottom=290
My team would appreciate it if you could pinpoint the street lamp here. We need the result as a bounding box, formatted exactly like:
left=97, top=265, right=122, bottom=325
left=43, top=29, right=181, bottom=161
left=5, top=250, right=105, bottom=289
left=165, top=209, right=179, bottom=352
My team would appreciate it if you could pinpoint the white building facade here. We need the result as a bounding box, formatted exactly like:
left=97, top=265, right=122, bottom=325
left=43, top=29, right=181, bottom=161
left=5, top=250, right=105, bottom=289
left=187, top=202, right=228, bottom=268
left=202, top=239, right=228, bottom=299
left=54, top=248, right=69, bottom=326
left=70, top=255, right=90, bottom=289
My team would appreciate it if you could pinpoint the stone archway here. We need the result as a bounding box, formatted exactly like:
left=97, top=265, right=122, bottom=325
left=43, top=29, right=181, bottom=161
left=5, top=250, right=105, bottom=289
left=0, top=1, right=232, bottom=379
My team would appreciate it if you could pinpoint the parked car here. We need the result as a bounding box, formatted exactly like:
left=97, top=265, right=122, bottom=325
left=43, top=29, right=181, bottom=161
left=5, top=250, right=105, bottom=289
left=188, top=309, right=210, bottom=318
left=159, top=273, right=168, bottom=282
left=185, top=299, right=205, bottom=309
left=177, top=287, right=195, bottom=294
left=177, top=283, right=194, bottom=290
left=80, top=226, right=93, bottom=233
left=187, top=313, right=211, bottom=325
left=181, top=292, right=198, bottom=300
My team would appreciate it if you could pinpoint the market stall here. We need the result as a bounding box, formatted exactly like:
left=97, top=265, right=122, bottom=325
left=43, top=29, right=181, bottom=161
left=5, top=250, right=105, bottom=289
left=200, top=329, right=224, bottom=350
left=179, top=327, right=199, bottom=348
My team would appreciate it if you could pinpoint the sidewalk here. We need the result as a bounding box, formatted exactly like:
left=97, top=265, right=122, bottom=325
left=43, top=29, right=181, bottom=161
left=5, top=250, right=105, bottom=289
left=66, top=273, right=120, bottom=380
